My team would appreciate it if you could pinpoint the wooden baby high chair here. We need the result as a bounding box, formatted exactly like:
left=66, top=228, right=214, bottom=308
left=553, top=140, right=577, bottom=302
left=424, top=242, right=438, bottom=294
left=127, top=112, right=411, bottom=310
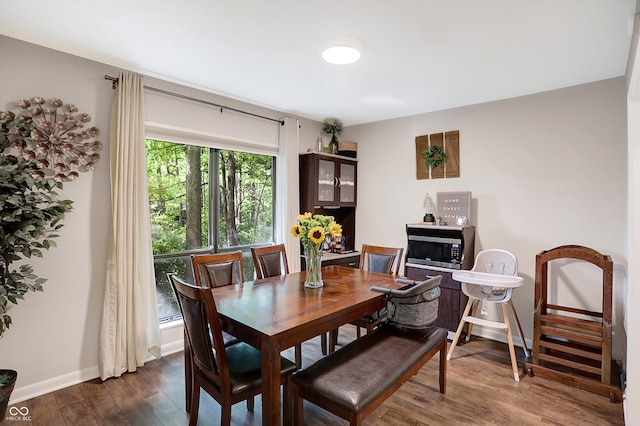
left=446, top=249, right=530, bottom=381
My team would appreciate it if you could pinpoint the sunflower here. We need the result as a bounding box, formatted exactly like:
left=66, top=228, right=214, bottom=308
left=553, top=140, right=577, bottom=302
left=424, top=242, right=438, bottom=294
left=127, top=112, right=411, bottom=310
left=308, top=226, right=326, bottom=244
left=291, top=213, right=341, bottom=253
left=291, top=225, right=303, bottom=238
left=329, top=222, right=342, bottom=238
left=297, top=212, right=312, bottom=221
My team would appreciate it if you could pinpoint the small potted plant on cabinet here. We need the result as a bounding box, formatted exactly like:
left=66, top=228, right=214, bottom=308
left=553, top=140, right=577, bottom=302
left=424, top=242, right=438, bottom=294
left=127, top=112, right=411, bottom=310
left=322, top=117, right=343, bottom=155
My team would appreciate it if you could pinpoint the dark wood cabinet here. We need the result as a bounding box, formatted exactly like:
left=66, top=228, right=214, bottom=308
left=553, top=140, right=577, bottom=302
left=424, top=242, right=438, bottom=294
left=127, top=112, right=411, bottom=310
left=405, top=265, right=469, bottom=333
left=301, top=252, right=361, bottom=270
left=299, top=152, right=358, bottom=252
left=299, top=153, right=357, bottom=209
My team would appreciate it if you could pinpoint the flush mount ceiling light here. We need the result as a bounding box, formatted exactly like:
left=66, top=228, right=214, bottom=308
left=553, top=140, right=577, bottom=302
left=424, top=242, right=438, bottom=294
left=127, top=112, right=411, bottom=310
left=320, top=37, right=363, bottom=65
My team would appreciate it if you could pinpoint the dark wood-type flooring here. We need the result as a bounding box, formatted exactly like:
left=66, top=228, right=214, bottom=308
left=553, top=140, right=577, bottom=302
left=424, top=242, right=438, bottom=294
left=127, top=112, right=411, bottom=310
left=9, top=326, right=624, bottom=425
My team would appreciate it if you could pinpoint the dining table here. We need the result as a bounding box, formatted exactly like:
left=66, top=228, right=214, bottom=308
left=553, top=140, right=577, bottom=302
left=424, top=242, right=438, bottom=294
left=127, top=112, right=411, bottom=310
left=210, top=265, right=404, bottom=425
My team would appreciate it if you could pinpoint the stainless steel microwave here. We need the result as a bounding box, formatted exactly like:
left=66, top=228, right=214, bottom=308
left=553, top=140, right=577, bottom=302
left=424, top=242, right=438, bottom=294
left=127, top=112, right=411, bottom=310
left=405, top=224, right=475, bottom=270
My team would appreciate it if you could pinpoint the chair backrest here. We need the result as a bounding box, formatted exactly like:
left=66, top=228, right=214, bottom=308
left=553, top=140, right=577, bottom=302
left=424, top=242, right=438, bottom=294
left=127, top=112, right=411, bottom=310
left=359, top=244, right=404, bottom=275
left=169, top=273, right=231, bottom=390
left=464, top=249, right=518, bottom=302
left=191, top=252, right=244, bottom=288
left=251, top=244, right=289, bottom=279
left=471, top=249, right=517, bottom=276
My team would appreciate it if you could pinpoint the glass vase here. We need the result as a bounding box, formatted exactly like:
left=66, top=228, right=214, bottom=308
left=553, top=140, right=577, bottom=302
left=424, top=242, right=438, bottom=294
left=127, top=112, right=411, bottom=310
left=304, top=250, right=324, bottom=288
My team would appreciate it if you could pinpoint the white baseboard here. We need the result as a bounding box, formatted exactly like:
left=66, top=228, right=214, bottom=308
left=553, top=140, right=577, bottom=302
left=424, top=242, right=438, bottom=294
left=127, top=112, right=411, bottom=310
left=9, top=365, right=100, bottom=405
left=9, top=332, right=185, bottom=405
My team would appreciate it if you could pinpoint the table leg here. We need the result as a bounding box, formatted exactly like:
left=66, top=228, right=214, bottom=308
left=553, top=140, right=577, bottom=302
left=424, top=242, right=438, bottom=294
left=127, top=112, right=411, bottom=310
left=262, top=341, right=282, bottom=425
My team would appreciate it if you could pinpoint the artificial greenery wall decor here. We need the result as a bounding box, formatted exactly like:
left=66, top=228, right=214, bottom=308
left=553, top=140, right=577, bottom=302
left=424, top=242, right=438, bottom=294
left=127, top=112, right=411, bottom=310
left=423, top=145, right=446, bottom=168
left=415, top=131, right=460, bottom=180
left=0, top=96, right=99, bottom=336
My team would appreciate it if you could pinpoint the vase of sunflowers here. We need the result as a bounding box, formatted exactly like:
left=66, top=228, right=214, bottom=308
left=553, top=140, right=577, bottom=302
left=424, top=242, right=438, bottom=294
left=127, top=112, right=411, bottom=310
left=291, top=212, right=342, bottom=288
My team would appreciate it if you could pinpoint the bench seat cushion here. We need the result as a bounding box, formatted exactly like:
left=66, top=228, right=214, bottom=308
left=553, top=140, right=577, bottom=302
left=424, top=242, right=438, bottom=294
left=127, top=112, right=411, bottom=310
left=292, top=325, right=447, bottom=413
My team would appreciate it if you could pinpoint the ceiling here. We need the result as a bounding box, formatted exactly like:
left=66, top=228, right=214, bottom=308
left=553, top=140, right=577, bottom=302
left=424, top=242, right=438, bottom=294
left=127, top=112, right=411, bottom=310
left=0, top=0, right=636, bottom=126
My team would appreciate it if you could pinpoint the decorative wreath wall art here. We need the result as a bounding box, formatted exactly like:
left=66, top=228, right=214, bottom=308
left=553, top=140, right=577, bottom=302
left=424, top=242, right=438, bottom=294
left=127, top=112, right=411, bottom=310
left=0, top=97, right=102, bottom=182
left=423, top=145, right=446, bottom=169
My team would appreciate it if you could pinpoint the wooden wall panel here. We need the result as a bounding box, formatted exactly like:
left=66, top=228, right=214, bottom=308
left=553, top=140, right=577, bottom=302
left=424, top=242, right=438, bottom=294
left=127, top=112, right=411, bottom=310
left=415, top=135, right=429, bottom=180
left=430, top=133, right=444, bottom=179
left=445, top=130, right=460, bottom=178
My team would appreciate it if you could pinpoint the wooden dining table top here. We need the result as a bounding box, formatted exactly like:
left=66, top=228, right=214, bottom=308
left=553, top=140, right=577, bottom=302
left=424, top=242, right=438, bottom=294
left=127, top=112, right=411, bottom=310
left=210, top=265, right=404, bottom=425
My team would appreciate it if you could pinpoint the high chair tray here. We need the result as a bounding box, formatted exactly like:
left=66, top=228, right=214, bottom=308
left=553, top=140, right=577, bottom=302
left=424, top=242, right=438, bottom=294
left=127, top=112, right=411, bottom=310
left=451, top=270, right=523, bottom=287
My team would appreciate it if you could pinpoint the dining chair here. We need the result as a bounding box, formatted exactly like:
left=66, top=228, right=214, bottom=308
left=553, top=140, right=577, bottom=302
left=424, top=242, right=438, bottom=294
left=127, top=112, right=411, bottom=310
left=446, top=249, right=529, bottom=381
left=250, top=244, right=314, bottom=366
left=330, top=244, right=404, bottom=352
left=169, top=274, right=296, bottom=426
left=182, top=251, right=244, bottom=412
left=191, top=251, right=244, bottom=288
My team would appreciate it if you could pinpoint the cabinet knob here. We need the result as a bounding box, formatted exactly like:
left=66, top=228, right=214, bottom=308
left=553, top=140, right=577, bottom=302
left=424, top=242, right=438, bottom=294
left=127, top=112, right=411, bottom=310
left=334, top=177, right=342, bottom=187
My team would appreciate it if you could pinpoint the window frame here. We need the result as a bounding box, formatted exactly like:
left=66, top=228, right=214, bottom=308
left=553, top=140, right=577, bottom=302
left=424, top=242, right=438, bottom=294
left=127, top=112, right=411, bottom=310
left=145, top=130, right=278, bottom=323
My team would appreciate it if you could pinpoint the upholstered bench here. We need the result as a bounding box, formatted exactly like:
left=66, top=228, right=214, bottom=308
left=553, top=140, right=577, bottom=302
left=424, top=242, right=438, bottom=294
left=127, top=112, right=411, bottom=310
left=291, top=324, right=448, bottom=425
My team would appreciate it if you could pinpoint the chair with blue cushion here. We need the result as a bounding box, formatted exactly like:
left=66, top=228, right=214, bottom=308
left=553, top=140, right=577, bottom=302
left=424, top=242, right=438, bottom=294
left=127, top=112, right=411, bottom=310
left=330, top=244, right=404, bottom=352
left=170, top=273, right=296, bottom=425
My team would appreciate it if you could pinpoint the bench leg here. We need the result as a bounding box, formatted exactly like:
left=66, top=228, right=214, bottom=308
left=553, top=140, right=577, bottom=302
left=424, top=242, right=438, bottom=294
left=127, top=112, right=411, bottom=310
left=439, top=338, right=447, bottom=394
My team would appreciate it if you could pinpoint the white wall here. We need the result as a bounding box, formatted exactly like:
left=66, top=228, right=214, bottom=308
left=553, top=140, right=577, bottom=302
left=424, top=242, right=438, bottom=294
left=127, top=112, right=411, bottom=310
left=343, top=78, right=628, bottom=358
left=0, top=36, right=320, bottom=402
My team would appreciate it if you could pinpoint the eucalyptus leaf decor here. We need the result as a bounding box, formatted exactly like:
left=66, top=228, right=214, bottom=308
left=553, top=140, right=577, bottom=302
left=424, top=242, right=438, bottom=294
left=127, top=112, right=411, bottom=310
left=423, top=145, right=446, bottom=169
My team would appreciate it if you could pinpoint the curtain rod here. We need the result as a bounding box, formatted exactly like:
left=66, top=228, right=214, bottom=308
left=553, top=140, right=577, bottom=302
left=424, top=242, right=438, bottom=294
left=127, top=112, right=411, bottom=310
left=104, top=75, right=284, bottom=126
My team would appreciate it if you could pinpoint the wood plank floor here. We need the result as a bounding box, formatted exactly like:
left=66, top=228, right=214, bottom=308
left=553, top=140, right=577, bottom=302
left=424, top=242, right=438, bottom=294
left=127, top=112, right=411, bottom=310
left=8, top=326, right=624, bottom=425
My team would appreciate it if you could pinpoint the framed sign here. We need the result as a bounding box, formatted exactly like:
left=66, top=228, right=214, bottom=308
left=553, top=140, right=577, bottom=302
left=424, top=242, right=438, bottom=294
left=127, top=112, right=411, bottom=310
left=436, top=191, right=471, bottom=226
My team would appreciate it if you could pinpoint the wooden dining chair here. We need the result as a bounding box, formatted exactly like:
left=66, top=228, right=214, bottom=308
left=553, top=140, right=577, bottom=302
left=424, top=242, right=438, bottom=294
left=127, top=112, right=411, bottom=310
left=251, top=243, right=289, bottom=278
left=192, top=251, right=244, bottom=288
left=169, top=274, right=296, bottom=426
left=250, top=244, right=312, bottom=367
left=330, top=244, right=404, bottom=352
left=183, top=251, right=244, bottom=412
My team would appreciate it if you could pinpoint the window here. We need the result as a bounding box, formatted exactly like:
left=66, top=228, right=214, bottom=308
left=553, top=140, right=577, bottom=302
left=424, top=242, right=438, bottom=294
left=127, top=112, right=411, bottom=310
left=146, top=138, right=275, bottom=322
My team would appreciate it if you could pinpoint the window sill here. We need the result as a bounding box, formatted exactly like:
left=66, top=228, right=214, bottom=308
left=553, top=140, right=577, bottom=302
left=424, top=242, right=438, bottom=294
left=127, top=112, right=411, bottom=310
left=160, top=319, right=183, bottom=331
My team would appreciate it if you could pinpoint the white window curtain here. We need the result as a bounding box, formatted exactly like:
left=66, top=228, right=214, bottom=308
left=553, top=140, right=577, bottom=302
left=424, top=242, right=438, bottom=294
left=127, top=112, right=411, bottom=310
left=276, top=117, right=301, bottom=271
left=99, top=71, right=161, bottom=380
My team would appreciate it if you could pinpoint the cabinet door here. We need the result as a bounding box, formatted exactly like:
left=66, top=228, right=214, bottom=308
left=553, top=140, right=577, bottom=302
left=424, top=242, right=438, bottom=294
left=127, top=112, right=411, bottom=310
left=338, top=161, right=356, bottom=204
left=317, top=158, right=336, bottom=204
left=405, top=266, right=467, bottom=332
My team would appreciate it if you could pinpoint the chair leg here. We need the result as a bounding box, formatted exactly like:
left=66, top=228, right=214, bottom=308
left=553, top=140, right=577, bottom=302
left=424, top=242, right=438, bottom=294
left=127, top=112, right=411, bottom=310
left=356, top=325, right=361, bottom=338
left=292, top=382, right=304, bottom=425
left=365, top=323, right=374, bottom=335
left=184, top=333, right=193, bottom=413
left=329, top=328, right=338, bottom=353
left=509, top=299, right=530, bottom=357
left=246, top=396, right=255, bottom=412
left=295, top=344, right=302, bottom=369
left=221, top=402, right=232, bottom=426
left=283, top=374, right=293, bottom=425
left=188, top=379, right=200, bottom=426
left=502, top=303, right=520, bottom=381
left=465, top=300, right=481, bottom=342
left=447, top=298, right=474, bottom=360
left=320, top=333, right=327, bottom=355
